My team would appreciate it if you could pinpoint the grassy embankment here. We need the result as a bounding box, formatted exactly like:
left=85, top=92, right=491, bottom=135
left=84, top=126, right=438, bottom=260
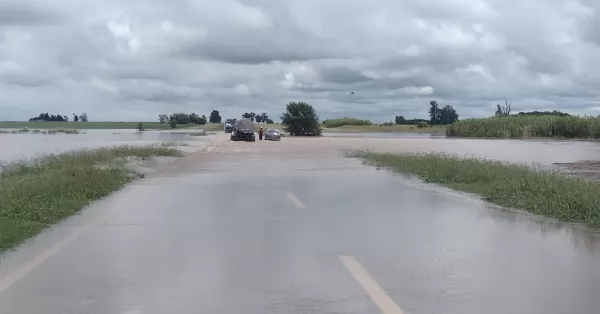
left=0, top=145, right=182, bottom=253
left=353, top=152, right=600, bottom=228
left=447, top=115, right=600, bottom=138
left=322, top=117, right=445, bottom=133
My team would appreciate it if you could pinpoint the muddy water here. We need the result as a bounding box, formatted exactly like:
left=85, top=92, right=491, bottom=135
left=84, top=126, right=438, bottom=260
left=3, top=129, right=599, bottom=171
left=2, top=136, right=600, bottom=313
left=323, top=132, right=600, bottom=167
left=0, top=129, right=215, bottom=163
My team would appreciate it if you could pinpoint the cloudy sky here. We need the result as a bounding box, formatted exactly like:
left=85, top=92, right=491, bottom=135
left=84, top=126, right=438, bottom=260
left=1, top=0, right=599, bottom=122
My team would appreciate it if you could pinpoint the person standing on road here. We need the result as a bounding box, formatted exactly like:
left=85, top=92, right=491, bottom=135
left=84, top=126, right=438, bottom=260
left=258, top=127, right=264, bottom=140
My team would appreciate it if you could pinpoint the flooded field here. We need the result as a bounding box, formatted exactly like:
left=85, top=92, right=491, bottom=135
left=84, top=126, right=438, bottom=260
left=323, top=132, right=600, bottom=173
left=0, top=129, right=215, bottom=163
left=2, top=129, right=600, bottom=172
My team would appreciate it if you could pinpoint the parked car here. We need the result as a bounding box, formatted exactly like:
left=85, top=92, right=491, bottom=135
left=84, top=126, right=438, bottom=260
left=265, top=129, right=281, bottom=141
left=224, top=118, right=235, bottom=133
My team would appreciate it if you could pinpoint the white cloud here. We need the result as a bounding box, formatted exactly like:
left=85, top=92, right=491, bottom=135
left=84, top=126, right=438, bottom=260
left=1, top=0, right=600, bottom=122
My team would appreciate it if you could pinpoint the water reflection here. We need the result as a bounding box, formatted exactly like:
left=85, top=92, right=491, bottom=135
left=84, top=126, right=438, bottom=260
left=477, top=203, right=600, bottom=255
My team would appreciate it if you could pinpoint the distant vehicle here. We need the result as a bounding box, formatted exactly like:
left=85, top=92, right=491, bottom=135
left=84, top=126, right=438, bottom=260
left=265, top=129, right=281, bottom=141
left=224, top=118, right=235, bottom=133
left=230, top=119, right=256, bottom=141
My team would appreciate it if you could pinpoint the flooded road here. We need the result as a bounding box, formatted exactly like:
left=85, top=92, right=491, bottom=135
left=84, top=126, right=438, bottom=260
left=1, top=135, right=600, bottom=313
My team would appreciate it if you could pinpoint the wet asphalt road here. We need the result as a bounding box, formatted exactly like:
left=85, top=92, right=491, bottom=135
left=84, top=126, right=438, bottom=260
left=1, top=137, right=600, bottom=313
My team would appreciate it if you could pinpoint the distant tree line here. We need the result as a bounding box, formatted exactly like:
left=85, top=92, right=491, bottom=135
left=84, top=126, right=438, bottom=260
left=493, top=99, right=570, bottom=117
left=157, top=110, right=276, bottom=127
left=393, top=100, right=459, bottom=128
left=158, top=113, right=207, bottom=128
left=29, top=112, right=88, bottom=122
left=517, top=110, right=570, bottom=117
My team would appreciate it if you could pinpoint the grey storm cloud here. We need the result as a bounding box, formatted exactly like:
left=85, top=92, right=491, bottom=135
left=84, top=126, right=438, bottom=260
left=1, top=0, right=600, bottom=122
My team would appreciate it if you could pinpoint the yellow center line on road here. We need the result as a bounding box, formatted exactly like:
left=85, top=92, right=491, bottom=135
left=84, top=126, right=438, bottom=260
left=339, top=255, right=405, bottom=314
left=286, top=192, right=306, bottom=208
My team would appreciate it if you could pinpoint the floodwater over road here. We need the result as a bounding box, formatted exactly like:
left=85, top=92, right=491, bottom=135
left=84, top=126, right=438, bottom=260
left=0, top=129, right=215, bottom=163
left=2, top=128, right=600, bottom=167
left=1, top=136, right=600, bottom=313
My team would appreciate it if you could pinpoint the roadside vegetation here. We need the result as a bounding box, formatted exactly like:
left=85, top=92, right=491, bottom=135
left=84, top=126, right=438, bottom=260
left=352, top=151, right=600, bottom=228
left=0, top=145, right=182, bottom=253
left=447, top=114, right=600, bottom=138
left=445, top=99, right=593, bottom=139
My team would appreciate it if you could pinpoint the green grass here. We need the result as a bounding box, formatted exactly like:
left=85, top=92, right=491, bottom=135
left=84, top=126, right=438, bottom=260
left=446, top=115, right=600, bottom=138
left=352, top=151, right=600, bottom=228
left=0, top=121, right=199, bottom=130
left=322, top=117, right=373, bottom=128
left=325, top=124, right=446, bottom=133
left=0, top=145, right=182, bottom=253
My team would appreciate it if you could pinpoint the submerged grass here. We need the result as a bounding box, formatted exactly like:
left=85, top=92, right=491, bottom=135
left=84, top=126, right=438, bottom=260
left=0, top=128, right=80, bottom=134
left=0, top=145, right=182, bottom=253
left=160, top=140, right=189, bottom=146
left=352, top=151, right=600, bottom=228
left=446, top=115, right=600, bottom=138
left=0, top=121, right=199, bottom=130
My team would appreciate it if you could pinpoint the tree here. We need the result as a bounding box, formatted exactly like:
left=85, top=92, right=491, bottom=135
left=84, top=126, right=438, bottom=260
left=242, top=112, right=256, bottom=122
left=29, top=113, right=67, bottom=122
left=168, top=113, right=207, bottom=125
left=158, top=114, right=169, bottom=123
left=169, top=118, right=177, bottom=129
left=280, top=101, right=322, bottom=136
left=495, top=98, right=513, bottom=117
left=209, top=110, right=221, bottom=123
left=395, top=115, right=406, bottom=124
left=260, top=112, right=269, bottom=123
left=255, top=115, right=263, bottom=123
left=189, top=113, right=200, bottom=124
left=79, top=112, right=88, bottom=122
left=73, top=113, right=79, bottom=122
left=439, top=105, right=459, bottom=124
left=265, top=118, right=274, bottom=124
left=428, top=101, right=441, bottom=125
